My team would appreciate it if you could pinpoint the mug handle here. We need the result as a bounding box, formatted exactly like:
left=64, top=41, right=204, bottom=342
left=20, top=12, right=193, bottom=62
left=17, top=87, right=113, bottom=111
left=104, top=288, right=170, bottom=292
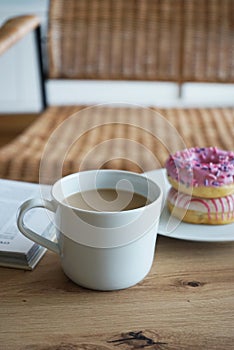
left=17, top=198, right=60, bottom=254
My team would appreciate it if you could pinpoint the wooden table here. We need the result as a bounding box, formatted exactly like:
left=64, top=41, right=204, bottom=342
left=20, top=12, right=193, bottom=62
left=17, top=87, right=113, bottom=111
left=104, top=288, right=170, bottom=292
left=1, top=235, right=234, bottom=350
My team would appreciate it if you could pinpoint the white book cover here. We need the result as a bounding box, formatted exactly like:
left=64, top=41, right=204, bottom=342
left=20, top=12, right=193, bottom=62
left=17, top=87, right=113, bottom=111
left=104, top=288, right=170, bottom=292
left=0, top=178, right=55, bottom=269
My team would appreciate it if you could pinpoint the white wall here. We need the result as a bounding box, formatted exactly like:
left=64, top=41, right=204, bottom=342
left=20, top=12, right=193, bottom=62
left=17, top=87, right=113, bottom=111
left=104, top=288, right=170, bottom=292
left=0, top=0, right=233, bottom=113
left=47, top=81, right=234, bottom=108
left=0, top=0, right=48, bottom=113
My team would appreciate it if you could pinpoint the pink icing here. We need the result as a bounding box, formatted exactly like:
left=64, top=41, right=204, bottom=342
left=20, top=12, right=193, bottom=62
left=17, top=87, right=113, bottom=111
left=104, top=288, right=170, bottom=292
left=184, top=197, right=211, bottom=219
left=218, top=198, right=225, bottom=220
left=211, top=199, right=219, bottom=219
left=168, top=187, right=234, bottom=218
left=165, top=147, right=234, bottom=188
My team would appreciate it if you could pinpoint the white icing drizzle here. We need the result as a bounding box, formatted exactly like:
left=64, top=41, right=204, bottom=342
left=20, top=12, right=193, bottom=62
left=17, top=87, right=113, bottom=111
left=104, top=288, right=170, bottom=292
left=168, top=188, right=234, bottom=217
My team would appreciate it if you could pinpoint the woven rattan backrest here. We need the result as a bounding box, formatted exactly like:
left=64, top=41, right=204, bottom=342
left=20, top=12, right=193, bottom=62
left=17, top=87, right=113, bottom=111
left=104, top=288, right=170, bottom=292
left=182, top=0, right=234, bottom=83
left=48, top=0, right=234, bottom=83
left=48, top=0, right=182, bottom=80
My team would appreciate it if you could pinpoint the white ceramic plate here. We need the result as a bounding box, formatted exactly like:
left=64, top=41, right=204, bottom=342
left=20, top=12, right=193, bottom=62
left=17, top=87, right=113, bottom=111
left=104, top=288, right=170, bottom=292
left=145, top=169, right=234, bottom=242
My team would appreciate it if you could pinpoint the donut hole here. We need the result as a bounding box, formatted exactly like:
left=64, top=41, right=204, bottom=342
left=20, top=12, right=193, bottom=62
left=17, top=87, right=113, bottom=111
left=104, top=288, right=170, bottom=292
left=197, top=154, right=221, bottom=165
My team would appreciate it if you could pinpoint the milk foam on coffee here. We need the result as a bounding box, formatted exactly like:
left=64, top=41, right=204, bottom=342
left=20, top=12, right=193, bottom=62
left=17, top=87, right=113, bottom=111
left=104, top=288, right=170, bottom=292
left=64, top=188, right=150, bottom=212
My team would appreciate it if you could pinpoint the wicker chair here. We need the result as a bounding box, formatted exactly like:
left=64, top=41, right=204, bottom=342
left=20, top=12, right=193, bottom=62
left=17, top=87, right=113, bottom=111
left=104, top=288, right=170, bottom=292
left=0, top=0, right=233, bottom=184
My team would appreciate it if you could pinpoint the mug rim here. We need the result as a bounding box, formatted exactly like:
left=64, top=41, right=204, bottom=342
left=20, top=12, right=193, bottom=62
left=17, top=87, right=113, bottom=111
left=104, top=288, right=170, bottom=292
left=51, top=169, right=162, bottom=215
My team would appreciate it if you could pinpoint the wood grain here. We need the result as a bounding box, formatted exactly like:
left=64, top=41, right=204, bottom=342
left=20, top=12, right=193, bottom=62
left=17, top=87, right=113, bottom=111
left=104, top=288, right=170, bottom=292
left=1, top=235, right=234, bottom=350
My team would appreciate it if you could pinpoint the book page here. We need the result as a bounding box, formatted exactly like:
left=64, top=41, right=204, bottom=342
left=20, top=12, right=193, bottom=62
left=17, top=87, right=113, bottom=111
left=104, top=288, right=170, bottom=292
left=0, top=179, right=52, bottom=254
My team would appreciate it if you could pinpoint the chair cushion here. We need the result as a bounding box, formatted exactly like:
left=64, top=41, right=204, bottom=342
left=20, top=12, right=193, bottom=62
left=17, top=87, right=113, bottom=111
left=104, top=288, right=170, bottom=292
left=0, top=105, right=233, bottom=184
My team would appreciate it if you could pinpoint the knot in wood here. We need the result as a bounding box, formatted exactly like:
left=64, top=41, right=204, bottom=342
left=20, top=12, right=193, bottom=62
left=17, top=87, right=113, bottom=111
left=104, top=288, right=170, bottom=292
left=187, top=281, right=201, bottom=287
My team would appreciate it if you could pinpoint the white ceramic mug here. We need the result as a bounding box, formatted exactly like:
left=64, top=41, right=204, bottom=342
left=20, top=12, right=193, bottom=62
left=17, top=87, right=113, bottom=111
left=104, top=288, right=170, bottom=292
left=17, top=170, right=162, bottom=291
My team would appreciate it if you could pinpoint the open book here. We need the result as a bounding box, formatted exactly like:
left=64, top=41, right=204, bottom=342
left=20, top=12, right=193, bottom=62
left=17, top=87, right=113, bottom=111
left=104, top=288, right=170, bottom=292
left=0, top=178, right=56, bottom=270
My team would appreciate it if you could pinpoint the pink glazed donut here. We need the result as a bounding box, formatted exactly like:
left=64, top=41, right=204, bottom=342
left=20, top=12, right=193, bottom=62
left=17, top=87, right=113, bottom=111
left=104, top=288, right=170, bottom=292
left=165, top=147, right=234, bottom=198
left=167, top=187, right=234, bottom=225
